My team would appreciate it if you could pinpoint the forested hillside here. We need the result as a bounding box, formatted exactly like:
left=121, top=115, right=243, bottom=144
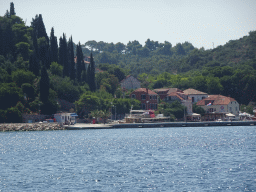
left=0, top=3, right=255, bottom=123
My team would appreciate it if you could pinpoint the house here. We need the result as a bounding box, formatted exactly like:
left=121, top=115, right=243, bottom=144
left=153, top=88, right=182, bottom=100
left=74, top=55, right=91, bottom=69
left=130, top=88, right=158, bottom=110
left=183, top=88, right=208, bottom=103
left=54, top=113, right=78, bottom=125
left=196, top=95, right=239, bottom=121
left=120, top=75, right=141, bottom=90
left=164, top=91, right=193, bottom=114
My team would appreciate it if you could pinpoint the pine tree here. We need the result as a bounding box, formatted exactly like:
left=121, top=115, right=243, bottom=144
left=68, top=36, right=76, bottom=80
left=50, top=27, right=58, bottom=63
left=4, top=10, right=10, bottom=18
left=10, top=2, right=16, bottom=16
left=40, top=65, right=49, bottom=103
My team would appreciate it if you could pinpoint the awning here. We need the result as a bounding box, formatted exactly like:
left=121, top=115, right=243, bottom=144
left=226, top=113, right=235, bottom=117
left=187, top=113, right=201, bottom=117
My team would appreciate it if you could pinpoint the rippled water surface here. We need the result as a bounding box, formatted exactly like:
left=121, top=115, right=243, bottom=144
left=1, top=126, right=256, bottom=191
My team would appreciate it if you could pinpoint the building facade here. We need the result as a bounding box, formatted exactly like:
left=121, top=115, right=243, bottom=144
left=196, top=95, right=239, bottom=120
left=120, top=75, right=141, bottom=90
left=130, top=88, right=158, bottom=110
left=183, top=88, right=208, bottom=103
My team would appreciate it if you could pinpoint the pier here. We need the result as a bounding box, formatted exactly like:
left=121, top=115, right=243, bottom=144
left=66, top=121, right=256, bottom=130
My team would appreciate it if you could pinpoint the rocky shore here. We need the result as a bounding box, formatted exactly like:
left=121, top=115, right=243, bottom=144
left=0, top=123, right=65, bottom=132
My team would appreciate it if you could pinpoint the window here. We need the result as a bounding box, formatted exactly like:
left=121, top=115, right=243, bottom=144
left=141, top=94, right=146, bottom=100
left=150, top=96, right=152, bottom=100
left=235, top=107, right=238, bottom=111
left=192, top=97, right=195, bottom=102
left=230, top=107, right=232, bottom=111
left=131, top=94, right=136, bottom=99
left=141, top=103, right=146, bottom=109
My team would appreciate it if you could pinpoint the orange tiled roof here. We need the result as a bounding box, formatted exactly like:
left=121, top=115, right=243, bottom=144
left=153, top=88, right=170, bottom=92
left=183, top=88, right=207, bottom=95
left=133, top=88, right=158, bottom=95
left=167, top=92, right=185, bottom=100
left=197, top=95, right=236, bottom=106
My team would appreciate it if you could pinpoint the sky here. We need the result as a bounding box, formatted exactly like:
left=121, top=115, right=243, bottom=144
left=1, top=0, right=256, bottom=49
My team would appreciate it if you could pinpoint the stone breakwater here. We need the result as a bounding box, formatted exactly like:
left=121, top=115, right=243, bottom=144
left=0, top=123, right=65, bottom=132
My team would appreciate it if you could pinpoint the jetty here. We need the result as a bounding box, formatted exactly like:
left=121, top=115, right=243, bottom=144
left=66, top=121, right=256, bottom=130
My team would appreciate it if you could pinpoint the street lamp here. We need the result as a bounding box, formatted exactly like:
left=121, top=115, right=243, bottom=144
left=112, top=105, right=116, bottom=121
left=130, top=105, right=133, bottom=117
left=39, top=103, right=41, bottom=121
left=146, top=101, right=149, bottom=110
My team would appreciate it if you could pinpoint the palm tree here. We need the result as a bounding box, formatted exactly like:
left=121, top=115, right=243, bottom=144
left=99, top=110, right=111, bottom=124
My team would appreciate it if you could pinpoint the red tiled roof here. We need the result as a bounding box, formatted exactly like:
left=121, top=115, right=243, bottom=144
left=167, top=92, right=184, bottom=100
left=153, top=88, right=170, bottom=92
left=183, top=88, right=207, bottom=95
left=132, top=88, right=158, bottom=95
left=197, top=95, right=237, bottom=106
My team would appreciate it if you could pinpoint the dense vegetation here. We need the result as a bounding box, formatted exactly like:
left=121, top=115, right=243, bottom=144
left=0, top=3, right=255, bottom=122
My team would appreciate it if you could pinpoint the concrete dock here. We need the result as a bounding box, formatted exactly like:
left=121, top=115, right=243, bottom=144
left=66, top=121, right=256, bottom=130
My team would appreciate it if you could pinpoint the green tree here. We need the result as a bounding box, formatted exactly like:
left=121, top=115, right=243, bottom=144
left=11, top=69, right=35, bottom=87
left=15, top=42, right=30, bottom=61
left=115, top=42, right=126, bottom=53
left=49, top=62, right=63, bottom=76
left=75, top=93, right=100, bottom=118
left=50, top=27, right=58, bottom=63
left=10, top=2, right=16, bottom=16
left=39, top=65, right=49, bottom=103
left=76, top=42, right=84, bottom=82
left=29, top=52, right=40, bottom=76
left=0, top=82, right=23, bottom=110
left=88, top=52, right=96, bottom=91
left=68, top=36, right=76, bottom=80
left=192, top=103, right=205, bottom=116
left=21, top=83, right=35, bottom=102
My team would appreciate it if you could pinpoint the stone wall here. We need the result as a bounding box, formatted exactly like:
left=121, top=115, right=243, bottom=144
left=0, top=122, right=64, bottom=132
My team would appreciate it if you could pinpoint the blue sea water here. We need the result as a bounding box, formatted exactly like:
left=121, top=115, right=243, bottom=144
left=0, top=126, right=256, bottom=191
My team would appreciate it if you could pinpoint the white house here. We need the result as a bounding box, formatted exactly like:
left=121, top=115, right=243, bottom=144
left=196, top=95, right=239, bottom=120
left=183, top=88, right=208, bottom=103
left=54, top=113, right=78, bottom=125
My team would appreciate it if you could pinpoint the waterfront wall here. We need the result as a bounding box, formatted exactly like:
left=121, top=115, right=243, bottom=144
left=0, top=122, right=65, bottom=132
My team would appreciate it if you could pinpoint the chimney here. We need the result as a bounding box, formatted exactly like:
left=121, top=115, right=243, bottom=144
left=146, top=88, right=148, bottom=94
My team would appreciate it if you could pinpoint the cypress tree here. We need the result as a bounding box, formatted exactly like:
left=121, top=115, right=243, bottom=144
left=62, top=34, right=69, bottom=77
left=10, top=2, right=16, bottom=16
left=50, top=27, right=58, bottom=63
left=76, top=42, right=83, bottom=82
left=58, top=37, right=63, bottom=65
left=88, top=52, right=96, bottom=91
left=36, top=14, right=49, bottom=43
left=40, top=65, right=49, bottom=103
left=68, top=36, right=76, bottom=80
left=29, top=52, right=40, bottom=76
left=0, top=26, right=3, bottom=56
